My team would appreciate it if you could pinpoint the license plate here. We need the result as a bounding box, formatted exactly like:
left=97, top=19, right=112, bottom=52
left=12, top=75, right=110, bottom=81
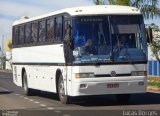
left=107, top=83, right=119, bottom=88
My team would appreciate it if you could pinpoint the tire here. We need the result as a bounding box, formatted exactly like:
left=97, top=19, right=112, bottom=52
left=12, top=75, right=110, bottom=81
left=58, top=75, right=70, bottom=104
left=116, top=94, right=130, bottom=104
left=23, top=72, right=32, bottom=96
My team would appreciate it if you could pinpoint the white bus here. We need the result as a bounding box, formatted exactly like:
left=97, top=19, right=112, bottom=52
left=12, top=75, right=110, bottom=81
left=12, top=5, right=149, bottom=104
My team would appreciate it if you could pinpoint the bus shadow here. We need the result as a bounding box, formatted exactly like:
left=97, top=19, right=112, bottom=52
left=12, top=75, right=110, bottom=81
left=129, top=92, right=160, bottom=105
left=72, top=92, right=160, bottom=106
left=33, top=91, right=160, bottom=106
left=0, top=91, right=13, bottom=94
left=35, top=91, right=59, bottom=101
left=71, top=95, right=118, bottom=106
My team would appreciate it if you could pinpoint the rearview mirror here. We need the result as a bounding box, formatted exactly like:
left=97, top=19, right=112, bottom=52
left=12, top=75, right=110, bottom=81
left=146, top=26, right=153, bottom=43
left=69, top=36, right=74, bottom=50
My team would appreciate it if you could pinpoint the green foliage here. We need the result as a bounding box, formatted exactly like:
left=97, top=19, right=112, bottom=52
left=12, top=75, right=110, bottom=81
left=107, top=0, right=160, bottom=19
left=135, top=0, right=160, bottom=19
left=93, top=0, right=105, bottom=5
left=149, top=23, right=160, bottom=61
left=151, top=23, right=160, bottom=31
left=148, top=82, right=160, bottom=88
left=1, top=56, right=7, bottom=63
left=148, top=77, right=160, bottom=87
left=151, top=39, right=160, bottom=61
left=108, top=0, right=130, bottom=6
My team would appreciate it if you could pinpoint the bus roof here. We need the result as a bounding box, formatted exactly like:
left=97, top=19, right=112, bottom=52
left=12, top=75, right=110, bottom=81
left=13, top=5, right=141, bottom=26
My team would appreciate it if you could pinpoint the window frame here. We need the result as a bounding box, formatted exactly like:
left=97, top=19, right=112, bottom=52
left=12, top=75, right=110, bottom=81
left=12, top=13, right=71, bottom=48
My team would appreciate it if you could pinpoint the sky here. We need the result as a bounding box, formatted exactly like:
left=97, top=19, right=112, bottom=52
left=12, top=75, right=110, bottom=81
left=0, top=0, right=94, bottom=40
left=0, top=0, right=160, bottom=44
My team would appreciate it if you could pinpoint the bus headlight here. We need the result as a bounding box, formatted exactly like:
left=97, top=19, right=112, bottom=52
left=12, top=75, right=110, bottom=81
left=75, top=73, right=94, bottom=78
left=131, top=71, right=147, bottom=76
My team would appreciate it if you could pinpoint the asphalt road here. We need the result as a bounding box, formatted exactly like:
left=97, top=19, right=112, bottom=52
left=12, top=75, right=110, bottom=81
left=0, top=71, right=160, bottom=116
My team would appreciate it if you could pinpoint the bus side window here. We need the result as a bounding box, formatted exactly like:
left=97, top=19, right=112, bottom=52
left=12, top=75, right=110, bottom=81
left=19, top=25, right=25, bottom=45
left=39, top=20, right=46, bottom=43
left=13, top=26, right=19, bottom=46
left=55, top=16, right=62, bottom=42
left=31, top=21, right=38, bottom=44
left=25, top=23, right=31, bottom=44
left=46, top=18, right=54, bottom=42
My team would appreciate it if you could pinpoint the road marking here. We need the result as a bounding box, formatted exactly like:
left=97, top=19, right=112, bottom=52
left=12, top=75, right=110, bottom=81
left=13, top=93, right=55, bottom=110
left=63, top=114, right=71, bottom=116
left=14, top=93, right=51, bottom=109
left=34, top=101, right=40, bottom=104
left=24, top=97, right=29, bottom=100
left=47, top=107, right=55, bottom=110
left=0, top=86, right=9, bottom=92
left=54, top=110, right=61, bottom=113
left=40, top=104, right=46, bottom=107
left=29, top=99, right=34, bottom=102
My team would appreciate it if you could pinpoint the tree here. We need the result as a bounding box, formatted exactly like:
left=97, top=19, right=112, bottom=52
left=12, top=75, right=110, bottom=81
left=6, top=42, right=13, bottom=70
left=93, top=0, right=160, bottom=19
left=149, top=23, right=160, bottom=61
left=108, top=0, right=160, bottom=19
left=108, top=0, right=130, bottom=6
left=151, top=40, right=160, bottom=61
left=132, top=0, right=160, bottom=19
left=0, top=56, right=6, bottom=70
left=93, top=0, right=105, bottom=5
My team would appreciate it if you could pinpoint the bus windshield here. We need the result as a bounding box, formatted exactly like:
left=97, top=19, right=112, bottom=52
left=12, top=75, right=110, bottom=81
left=72, top=15, right=147, bottom=64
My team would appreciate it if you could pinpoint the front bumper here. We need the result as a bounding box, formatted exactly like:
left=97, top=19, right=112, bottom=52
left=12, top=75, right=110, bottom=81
left=70, top=76, right=147, bottom=96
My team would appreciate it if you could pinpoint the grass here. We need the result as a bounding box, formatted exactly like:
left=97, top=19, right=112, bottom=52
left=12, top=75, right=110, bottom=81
left=148, top=82, right=160, bottom=88
left=0, top=69, right=12, bottom=73
left=148, top=77, right=160, bottom=88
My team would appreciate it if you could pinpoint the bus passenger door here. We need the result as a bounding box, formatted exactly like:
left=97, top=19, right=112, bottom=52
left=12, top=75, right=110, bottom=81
left=63, top=18, right=73, bottom=96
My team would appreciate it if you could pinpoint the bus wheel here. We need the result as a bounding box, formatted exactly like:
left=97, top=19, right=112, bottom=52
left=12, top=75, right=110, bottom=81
left=58, top=75, right=70, bottom=104
left=116, top=94, right=130, bottom=104
left=23, top=72, right=32, bottom=96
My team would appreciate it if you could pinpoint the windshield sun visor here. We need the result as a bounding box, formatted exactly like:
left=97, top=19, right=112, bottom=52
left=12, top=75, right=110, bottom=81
left=111, top=24, right=140, bottom=34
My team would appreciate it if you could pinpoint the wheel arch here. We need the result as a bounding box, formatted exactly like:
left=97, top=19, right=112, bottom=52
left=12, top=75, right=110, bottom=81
left=21, top=67, right=26, bottom=87
left=55, top=69, right=62, bottom=93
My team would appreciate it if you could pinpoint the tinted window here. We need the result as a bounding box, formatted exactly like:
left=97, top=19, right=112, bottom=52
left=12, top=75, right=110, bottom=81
left=110, top=15, right=147, bottom=62
left=31, top=21, right=38, bottom=43
left=55, top=17, right=62, bottom=41
left=47, top=18, right=54, bottom=42
left=39, top=20, right=46, bottom=42
left=19, top=25, right=24, bottom=44
left=13, top=27, right=19, bottom=45
left=25, top=23, right=31, bottom=44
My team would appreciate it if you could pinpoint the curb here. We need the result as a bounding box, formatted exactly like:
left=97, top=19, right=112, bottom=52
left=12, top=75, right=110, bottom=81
left=147, top=86, right=160, bottom=92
